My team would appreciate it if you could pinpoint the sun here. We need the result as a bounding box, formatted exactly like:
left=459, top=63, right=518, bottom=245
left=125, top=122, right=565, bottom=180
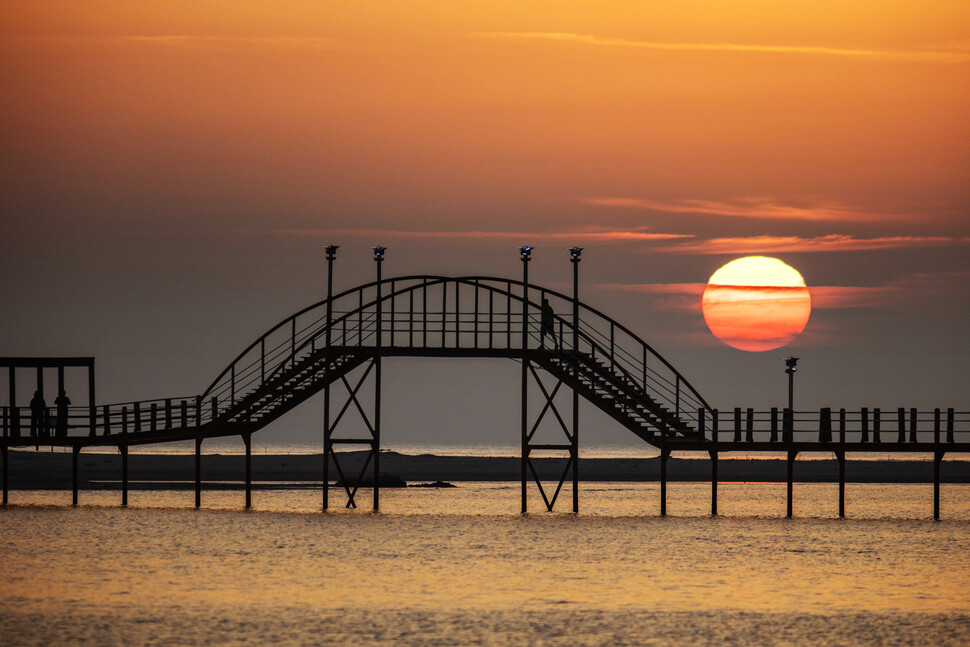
left=702, top=256, right=812, bottom=352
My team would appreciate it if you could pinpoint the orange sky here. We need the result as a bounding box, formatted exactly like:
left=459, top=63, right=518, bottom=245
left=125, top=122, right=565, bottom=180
left=1, top=1, right=968, bottom=436
left=3, top=1, right=968, bottom=235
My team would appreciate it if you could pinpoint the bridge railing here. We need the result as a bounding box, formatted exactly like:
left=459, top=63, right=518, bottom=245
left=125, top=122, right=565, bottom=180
left=695, top=406, right=969, bottom=445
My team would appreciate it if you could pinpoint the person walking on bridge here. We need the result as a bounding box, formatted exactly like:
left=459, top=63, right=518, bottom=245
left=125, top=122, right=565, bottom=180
left=540, top=298, right=559, bottom=350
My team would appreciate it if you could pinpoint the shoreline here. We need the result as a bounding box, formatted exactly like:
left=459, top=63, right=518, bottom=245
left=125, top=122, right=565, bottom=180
left=3, top=449, right=968, bottom=489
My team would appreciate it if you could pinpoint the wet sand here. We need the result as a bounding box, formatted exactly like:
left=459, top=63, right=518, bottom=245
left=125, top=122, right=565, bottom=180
left=3, top=449, right=968, bottom=489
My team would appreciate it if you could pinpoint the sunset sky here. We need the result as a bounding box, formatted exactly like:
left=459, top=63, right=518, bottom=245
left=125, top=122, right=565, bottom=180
left=2, top=1, right=968, bottom=448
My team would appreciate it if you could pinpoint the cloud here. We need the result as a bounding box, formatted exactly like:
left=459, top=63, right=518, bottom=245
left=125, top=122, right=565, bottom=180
left=478, top=32, right=970, bottom=63
left=586, top=197, right=913, bottom=223
left=806, top=286, right=899, bottom=309
left=656, top=235, right=968, bottom=254
left=243, top=226, right=694, bottom=243
left=1, top=34, right=352, bottom=52
left=122, top=35, right=350, bottom=51
left=594, top=283, right=706, bottom=314
left=596, top=272, right=970, bottom=313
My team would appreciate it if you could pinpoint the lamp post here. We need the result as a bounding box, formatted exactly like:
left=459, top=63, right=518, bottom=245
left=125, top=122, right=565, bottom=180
left=519, top=246, right=532, bottom=513
left=322, top=245, right=338, bottom=511
left=519, top=246, right=532, bottom=350
left=324, top=245, right=338, bottom=350
left=568, top=247, right=582, bottom=513
left=784, top=357, right=799, bottom=411
left=372, top=246, right=385, bottom=511
left=569, top=247, right=582, bottom=351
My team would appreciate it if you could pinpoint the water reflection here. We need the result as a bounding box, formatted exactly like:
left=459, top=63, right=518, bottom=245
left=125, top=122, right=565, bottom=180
left=2, top=483, right=968, bottom=646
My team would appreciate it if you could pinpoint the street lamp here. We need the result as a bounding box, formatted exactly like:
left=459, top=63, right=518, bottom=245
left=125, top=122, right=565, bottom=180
left=784, top=357, right=799, bottom=411
left=568, top=248, right=582, bottom=351
left=324, top=245, right=339, bottom=347
left=518, top=247, right=532, bottom=350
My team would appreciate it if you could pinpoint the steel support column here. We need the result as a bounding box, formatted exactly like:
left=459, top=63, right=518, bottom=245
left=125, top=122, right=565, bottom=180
left=659, top=449, right=668, bottom=517
left=243, top=433, right=252, bottom=509
left=372, top=247, right=384, bottom=511
left=837, top=450, right=845, bottom=518
left=323, top=245, right=337, bottom=511
left=2, top=444, right=7, bottom=506
left=195, top=436, right=202, bottom=508
left=325, top=357, right=382, bottom=510
left=572, top=388, right=579, bottom=514
left=72, top=445, right=80, bottom=506
left=121, top=444, right=128, bottom=507
left=934, top=450, right=943, bottom=520
left=519, top=247, right=531, bottom=513
left=786, top=450, right=796, bottom=518
left=570, top=247, right=582, bottom=514
left=710, top=450, right=718, bottom=516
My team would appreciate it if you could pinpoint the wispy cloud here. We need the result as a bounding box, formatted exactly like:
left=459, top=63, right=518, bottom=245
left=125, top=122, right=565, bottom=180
left=656, top=234, right=968, bottom=254
left=596, top=282, right=904, bottom=312
left=244, top=226, right=693, bottom=243
left=586, top=197, right=913, bottom=223
left=122, top=35, right=350, bottom=51
left=1, top=34, right=352, bottom=52
left=478, top=32, right=970, bottom=63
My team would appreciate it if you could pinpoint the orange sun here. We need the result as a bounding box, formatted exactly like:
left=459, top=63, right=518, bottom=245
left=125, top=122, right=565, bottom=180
left=702, top=256, right=812, bottom=352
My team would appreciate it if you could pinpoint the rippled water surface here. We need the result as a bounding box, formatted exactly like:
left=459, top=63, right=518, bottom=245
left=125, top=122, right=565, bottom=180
left=2, top=483, right=969, bottom=646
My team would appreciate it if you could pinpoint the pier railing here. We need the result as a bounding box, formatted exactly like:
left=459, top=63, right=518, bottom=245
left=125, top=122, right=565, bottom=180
left=690, top=406, right=968, bottom=447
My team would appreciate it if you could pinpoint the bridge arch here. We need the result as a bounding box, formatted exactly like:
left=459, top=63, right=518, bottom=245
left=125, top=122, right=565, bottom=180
left=199, top=275, right=712, bottom=438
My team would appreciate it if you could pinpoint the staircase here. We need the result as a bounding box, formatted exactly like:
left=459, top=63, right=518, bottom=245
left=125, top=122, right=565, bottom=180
left=535, top=350, right=700, bottom=445
left=212, top=347, right=369, bottom=433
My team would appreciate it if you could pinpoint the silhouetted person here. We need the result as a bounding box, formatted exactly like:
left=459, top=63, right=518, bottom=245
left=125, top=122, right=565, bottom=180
left=29, top=390, right=47, bottom=438
left=54, top=389, right=71, bottom=438
left=540, top=298, right=558, bottom=350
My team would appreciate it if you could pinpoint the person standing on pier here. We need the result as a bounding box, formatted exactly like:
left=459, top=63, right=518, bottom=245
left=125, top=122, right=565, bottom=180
left=54, top=389, right=71, bottom=438
left=29, top=390, right=47, bottom=438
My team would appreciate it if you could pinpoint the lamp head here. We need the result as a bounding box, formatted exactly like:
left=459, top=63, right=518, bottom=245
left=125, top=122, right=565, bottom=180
left=518, top=246, right=533, bottom=260
left=569, top=247, right=583, bottom=261
left=784, top=356, right=799, bottom=371
left=372, top=246, right=386, bottom=260
left=324, top=245, right=339, bottom=260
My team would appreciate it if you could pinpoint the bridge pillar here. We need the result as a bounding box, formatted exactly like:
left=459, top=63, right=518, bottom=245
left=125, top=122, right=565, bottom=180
left=520, top=247, right=531, bottom=514
left=837, top=450, right=845, bottom=518
left=709, top=450, right=718, bottom=516
left=243, top=433, right=252, bottom=510
left=520, top=350, right=581, bottom=513
left=934, top=450, right=944, bottom=520
left=659, top=449, right=668, bottom=516
left=572, top=388, right=579, bottom=514
left=72, top=445, right=80, bottom=507
left=120, top=444, right=128, bottom=507
left=2, top=443, right=7, bottom=507
left=195, top=436, right=202, bottom=508
left=786, top=450, right=796, bottom=518
left=324, top=355, right=382, bottom=511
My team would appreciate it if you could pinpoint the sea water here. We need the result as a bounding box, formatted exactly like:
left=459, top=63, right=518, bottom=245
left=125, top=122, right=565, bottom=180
left=2, top=483, right=969, bottom=646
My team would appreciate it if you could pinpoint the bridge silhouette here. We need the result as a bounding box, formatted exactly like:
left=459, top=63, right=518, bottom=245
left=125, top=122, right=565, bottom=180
left=2, top=257, right=968, bottom=517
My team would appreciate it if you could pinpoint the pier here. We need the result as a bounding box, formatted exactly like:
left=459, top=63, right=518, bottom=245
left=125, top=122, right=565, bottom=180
left=2, top=250, right=967, bottom=516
